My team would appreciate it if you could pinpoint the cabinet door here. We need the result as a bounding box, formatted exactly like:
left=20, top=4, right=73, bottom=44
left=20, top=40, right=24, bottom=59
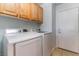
left=0, top=4, right=3, bottom=12
left=15, top=36, right=43, bottom=56
left=31, top=4, right=43, bottom=23
left=30, top=4, right=38, bottom=21
left=38, top=6, right=43, bottom=23
left=19, top=3, right=31, bottom=20
left=0, top=3, right=18, bottom=16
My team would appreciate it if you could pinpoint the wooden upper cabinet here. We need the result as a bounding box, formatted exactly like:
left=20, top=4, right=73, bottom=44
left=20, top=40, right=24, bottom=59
left=19, top=3, right=31, bottom=20
left=30, top=4, right=38, bottom=21
left=0, top=3, right=43, bottom=23
left=0, top=3, right=18, bottom=16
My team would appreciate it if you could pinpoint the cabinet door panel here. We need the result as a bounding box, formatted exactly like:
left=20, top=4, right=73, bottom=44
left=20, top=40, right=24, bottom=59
left=0, top=3, right=18, bottom=16
left=30, top=4, right=38, bottom=21
left=19, top=3, right=31, bottom=19
left=38, top=6, right=43, bottom=23
left=30, top=4, right=43, bottom=23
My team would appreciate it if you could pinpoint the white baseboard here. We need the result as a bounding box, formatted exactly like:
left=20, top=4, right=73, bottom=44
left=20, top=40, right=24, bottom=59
left=0, top=52, right=1, bottom=56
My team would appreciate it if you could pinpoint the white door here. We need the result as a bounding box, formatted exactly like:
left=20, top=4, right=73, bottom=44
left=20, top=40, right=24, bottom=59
left=15, top=36, right=43, bottom=56
left=56, top=8, right=79, bottom=53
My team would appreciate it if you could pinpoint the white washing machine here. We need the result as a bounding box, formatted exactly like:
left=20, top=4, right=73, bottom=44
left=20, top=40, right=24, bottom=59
left=3, top=31, right=43, bottom=56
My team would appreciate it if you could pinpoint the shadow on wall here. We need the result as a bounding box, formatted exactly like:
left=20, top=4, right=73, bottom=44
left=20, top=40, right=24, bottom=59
left=0, top=30, right=5, bottom=56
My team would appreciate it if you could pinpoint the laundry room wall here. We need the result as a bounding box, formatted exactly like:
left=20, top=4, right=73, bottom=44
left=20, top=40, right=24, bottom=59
left=40, top=3, right=56, bottom=49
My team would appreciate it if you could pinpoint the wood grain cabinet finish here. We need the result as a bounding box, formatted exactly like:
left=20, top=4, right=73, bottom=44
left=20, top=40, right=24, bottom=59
left=0, top=3, right=18, bottom=16
left=30, top=4, right=43, bottom=23
left=38, top=6, right=43, bottom=23
left=19, top=3, right=31, bottom=20
left=0, top=3, right=43, bottom=23
left=30, top=4, right=38, bottom=21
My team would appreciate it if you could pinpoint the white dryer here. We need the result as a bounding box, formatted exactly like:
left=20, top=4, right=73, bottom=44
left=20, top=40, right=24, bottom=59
left=3, top=32, right=43, bottom=56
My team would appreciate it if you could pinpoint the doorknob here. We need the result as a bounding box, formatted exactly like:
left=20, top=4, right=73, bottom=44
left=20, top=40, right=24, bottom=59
left=58, top=31, right=61, bottom=33
left=58, top=29, right=61, bottom=33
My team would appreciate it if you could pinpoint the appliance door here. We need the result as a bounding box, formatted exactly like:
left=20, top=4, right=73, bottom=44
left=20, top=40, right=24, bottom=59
left=43, top=33, right=53, bottom=56
left=15, top=36, right=43, bottom=56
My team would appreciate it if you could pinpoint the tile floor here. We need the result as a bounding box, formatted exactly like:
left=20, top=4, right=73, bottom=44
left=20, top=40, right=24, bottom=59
left=52, top=48, right=79, bottom=56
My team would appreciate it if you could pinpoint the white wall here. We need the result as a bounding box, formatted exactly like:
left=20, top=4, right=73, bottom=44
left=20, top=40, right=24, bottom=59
left=40, top=3, right=56, bottom=49
left=40, top=3, right=53, bottom=32
left=52, top=4, right=56, bottom=48
left=56, top=3, right=79, bottom=12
